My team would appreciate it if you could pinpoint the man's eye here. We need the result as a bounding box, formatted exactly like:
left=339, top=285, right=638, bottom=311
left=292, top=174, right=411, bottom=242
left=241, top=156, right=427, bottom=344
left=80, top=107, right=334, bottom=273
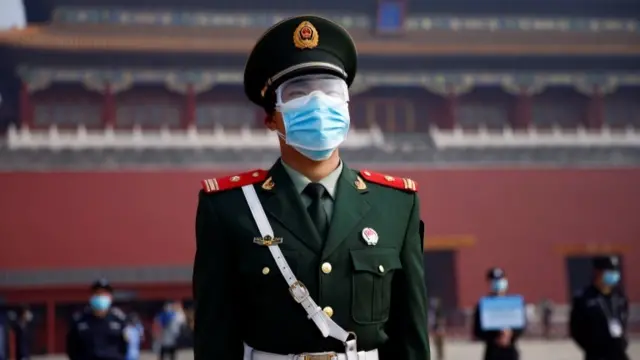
left=286, top=91, right=307, bottom=98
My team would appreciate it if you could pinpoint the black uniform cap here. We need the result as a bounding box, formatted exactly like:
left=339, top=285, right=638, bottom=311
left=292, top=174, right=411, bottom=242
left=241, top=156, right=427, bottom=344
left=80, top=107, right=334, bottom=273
left=592, top=256, right=621, bottom=270
left=91, top=277, right=113, bottom=292
left=486, top=267, right=506, bottom=280
left=244, top=15, right=357, bottom=110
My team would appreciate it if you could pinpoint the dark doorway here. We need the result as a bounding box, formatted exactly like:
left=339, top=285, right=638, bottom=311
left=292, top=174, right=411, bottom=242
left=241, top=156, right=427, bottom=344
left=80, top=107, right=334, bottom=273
left=565, top=254, right=624, bottom=298
left=423, top=250, right=458, bottom=311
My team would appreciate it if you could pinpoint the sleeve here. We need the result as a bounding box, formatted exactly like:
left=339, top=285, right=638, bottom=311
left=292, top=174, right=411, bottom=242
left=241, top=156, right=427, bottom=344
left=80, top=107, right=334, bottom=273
left=118, top=320, right=128, bottom=356
left=569, top=295, right=588, bottom=351
left=193, top=191, right=243, bottom=360
left=472, top=304, right=499, bottom=342
left=379, top=194, right=430, bottom=360
left=622, top=295, right=629, bottom=330
left=65, top=319, right=80, bottom=360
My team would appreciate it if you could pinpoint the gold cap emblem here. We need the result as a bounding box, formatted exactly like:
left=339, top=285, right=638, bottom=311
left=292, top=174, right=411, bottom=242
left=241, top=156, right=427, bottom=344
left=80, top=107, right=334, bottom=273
left=293, top=21, right=319, bottom=49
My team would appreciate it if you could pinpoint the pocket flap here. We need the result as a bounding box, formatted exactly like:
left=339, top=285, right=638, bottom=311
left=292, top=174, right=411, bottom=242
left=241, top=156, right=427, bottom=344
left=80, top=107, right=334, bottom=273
left=350, top=248, right=402, bottom=276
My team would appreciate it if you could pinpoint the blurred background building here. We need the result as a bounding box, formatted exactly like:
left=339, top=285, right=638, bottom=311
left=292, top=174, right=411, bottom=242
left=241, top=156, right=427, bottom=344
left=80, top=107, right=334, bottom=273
left=0, top=0, right=639, bottom=355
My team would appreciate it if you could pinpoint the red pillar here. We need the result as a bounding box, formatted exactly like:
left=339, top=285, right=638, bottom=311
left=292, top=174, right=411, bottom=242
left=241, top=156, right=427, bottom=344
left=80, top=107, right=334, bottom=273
left=102, top=83, right=116, bottom=128
left=19, top=81, right=33, bottom=128
left=46, top=300, right=56, bottom=354
left=586, top=85, right=604, bottom=129
left=442, top=93, right=457, bottom=129
left=183, top=84, right=196, bottom=128
left=512, top=88, right=533, bottom=129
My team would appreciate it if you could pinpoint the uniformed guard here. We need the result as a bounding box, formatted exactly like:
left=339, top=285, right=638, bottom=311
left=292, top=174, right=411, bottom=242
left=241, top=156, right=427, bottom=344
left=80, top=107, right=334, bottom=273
left=472, top=267, right=524, bottom=360
left=193, top=14, right=429, bottom=360
left=569, top=256, right=629, bottom=360
left=66, top=278, right=128, bottom=360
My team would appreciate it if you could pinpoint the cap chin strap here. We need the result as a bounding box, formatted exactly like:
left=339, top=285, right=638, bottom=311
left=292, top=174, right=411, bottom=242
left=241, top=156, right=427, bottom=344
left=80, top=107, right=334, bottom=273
left=241, top=184, right=359, bottom=360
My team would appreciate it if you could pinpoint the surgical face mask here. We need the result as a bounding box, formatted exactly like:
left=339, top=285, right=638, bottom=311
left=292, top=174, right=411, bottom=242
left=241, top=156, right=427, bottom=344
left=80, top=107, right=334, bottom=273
left=275, top=75, right=350, bottom=161
left=491, top=278, right=509, bottom=293
left=90, top=294, right=112, bottom=311
left=602, top=270, right=621, bottom=286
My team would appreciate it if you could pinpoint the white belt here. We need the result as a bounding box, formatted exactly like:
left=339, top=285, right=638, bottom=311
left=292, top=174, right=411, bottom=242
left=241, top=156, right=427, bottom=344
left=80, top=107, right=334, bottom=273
left=248, top=348, right=379, bottom=360
left=241, top=185, right=359, bottom=360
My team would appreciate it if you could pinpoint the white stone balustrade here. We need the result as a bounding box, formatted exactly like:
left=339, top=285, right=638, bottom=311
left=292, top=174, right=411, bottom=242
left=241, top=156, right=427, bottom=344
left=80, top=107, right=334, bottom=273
left=431, top=125, right=640, bottom=148
left=6, top=124, right=386, bottom=150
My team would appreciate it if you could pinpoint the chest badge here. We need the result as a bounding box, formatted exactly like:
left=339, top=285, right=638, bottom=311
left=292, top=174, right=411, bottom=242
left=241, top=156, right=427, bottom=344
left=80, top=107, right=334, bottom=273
left=361, top=227, right=379, bottom=246
left=253, top=234, right=283, bottom=246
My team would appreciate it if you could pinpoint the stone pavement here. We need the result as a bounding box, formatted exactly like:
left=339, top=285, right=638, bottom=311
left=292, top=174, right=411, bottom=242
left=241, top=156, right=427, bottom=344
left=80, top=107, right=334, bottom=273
left=33, top=339, right=640, bottom=360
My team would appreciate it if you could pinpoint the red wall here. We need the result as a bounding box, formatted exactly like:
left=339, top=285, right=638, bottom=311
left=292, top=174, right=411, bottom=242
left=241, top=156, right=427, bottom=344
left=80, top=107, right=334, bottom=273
left=1, top=167, right=639, bottom=307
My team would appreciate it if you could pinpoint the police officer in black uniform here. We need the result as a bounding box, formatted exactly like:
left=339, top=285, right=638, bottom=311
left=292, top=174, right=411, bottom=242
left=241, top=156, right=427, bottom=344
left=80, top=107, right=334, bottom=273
left=66, top=278, right=128, bottom=360
left=570, top=256, right=629, bottom=360
left=472, top=267, right=524, bottom=360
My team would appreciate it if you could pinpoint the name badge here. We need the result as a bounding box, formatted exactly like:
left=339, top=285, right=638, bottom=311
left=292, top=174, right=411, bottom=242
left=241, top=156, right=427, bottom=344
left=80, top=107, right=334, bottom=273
left=608, top=319, right=623, bottom=338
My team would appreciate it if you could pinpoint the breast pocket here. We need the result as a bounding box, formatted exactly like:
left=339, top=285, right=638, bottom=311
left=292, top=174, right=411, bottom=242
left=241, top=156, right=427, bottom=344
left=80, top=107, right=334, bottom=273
left=350, top=248, right=402, bottom=324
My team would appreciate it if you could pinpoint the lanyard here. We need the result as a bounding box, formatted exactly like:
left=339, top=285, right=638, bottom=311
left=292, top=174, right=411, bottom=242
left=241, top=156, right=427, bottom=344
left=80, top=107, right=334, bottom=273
left=597, top=295, right=619, bottom=320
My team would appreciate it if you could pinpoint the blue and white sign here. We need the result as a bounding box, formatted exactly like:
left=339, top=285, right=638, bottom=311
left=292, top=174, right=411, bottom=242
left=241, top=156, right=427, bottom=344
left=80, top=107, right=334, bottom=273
left=479, top=295, right=526, bottom=331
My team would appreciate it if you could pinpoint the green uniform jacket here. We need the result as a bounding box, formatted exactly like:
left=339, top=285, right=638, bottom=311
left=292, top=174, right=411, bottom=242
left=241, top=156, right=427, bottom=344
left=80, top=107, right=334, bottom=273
left=193, top=160, right=430, bottom=360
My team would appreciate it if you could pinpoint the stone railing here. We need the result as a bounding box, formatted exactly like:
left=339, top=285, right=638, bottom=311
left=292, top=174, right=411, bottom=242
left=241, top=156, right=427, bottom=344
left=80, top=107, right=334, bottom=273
left=431, top=125, right=640, bottom=148
left=5, top=124, right=385, bottom=150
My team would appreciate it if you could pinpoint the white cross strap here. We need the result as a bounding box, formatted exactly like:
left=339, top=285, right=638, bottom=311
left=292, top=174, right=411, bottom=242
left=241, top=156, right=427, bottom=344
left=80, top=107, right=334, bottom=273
left=241, top=184, right=358, bottom=360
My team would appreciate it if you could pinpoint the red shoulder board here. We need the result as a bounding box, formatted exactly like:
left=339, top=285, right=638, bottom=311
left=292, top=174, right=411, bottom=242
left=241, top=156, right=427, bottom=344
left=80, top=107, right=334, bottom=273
left=201, top=169, right=268, bottom=193
left=359, top=169, right=418, bottom=192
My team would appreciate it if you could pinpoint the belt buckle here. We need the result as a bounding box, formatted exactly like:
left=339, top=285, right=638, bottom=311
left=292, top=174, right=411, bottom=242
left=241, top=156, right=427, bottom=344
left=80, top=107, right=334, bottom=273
left=288, top=280, right=310, bottom=303
left=299, top=353, right=337, bottom=360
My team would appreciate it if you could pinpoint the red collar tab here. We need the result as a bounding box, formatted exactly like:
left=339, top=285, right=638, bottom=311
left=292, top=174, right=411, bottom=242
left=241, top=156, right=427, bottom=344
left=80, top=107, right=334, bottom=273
left=359, top=169, right=418, bottom=192
left=201, top=169, right=268, bottom=193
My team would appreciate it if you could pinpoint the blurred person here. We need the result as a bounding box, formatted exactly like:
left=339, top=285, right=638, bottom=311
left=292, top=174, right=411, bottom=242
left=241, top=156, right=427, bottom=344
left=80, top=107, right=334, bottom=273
left=0, top=308, right=7, bottom=360
left=10, top=306, right=33, bottom=360
left=539, top=298, right=554, bottom=339
left=66, top=278, right=127, bottom=360
left=154, top=301, right=185, bottom=360
left=570, top=256, right=629, bottom=360
left=124, top=313, right=144, bottom=360
left=428, top=298, right=446, bottom=360
left=472, top=268, right=524, bottom=360
left=193, top=14, right=428, bottom=360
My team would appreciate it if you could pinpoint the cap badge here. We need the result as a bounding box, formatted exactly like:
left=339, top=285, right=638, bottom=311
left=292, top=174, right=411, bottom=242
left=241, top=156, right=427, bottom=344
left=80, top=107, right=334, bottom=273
left=361, top=227, right=379, bottom=246
left=293, top=21, right=319, bottom=49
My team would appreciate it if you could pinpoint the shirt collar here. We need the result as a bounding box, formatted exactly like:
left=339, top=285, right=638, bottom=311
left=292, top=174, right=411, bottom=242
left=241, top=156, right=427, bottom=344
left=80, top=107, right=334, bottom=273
left=281, top=160, right=343, bottom=199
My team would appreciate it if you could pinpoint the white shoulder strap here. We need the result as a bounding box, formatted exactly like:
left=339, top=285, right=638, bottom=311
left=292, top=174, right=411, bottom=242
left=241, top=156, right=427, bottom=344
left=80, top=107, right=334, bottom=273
left=241, top=184, right=357, bottom=355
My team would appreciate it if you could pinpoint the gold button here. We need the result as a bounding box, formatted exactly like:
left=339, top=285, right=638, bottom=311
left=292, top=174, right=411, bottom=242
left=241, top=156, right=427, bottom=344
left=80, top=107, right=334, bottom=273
left=252, top=172, right=259, bottom=177
left=230, top=176, right=240, bottom=182
left=262, top=267, right=270, bottom=275
left=321, top=262, right=333, bottom=274
left=323, top=306, right=334, bottom=318
left=378, top=265, right=385, bottom=273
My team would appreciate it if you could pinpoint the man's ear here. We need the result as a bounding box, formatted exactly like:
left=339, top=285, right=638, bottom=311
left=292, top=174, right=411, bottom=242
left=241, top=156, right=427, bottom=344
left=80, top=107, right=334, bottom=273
left=264, top=111, right=278, bottom=131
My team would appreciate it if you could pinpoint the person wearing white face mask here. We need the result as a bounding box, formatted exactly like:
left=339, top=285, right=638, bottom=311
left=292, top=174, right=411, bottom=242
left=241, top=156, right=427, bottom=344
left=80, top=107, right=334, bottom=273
left=193, top=15, right=429, bottom=360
